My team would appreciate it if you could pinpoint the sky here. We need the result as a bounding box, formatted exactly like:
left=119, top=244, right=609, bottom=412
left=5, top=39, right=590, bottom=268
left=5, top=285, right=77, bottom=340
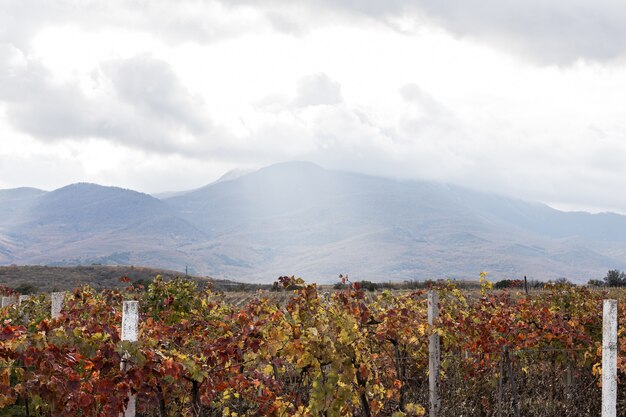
left=2, top=1, right=626, bottom=213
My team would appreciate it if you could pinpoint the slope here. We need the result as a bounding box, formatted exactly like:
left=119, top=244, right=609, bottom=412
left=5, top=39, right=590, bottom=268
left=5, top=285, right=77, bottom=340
left=165, top=162, right=626, bottom=282
left=5, top=183, right=206, bottom=268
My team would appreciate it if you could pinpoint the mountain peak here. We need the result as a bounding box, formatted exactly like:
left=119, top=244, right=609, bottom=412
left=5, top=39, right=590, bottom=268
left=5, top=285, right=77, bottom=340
left=3, top=162, right=626, bottom=283
left=215, top=168, right=256, bottom=184
left=55, top=182, right=127, bottom=192
left=0, top=187, right=47, bottom=198
left=260, top=160, right=324, bottom=173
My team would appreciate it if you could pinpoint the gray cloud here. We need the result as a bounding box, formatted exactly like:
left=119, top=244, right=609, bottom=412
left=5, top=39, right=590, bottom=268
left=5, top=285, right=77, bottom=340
left=102, top=56, right=209, bottom=135
left=250, top=80, right=476, bottom=185
left=399, top=83, right=452, bottom=119
left=4, top=0, right=625, bottom=65
left=217, top=0, right=626, bottom=64
left=397, top=83, right=466, bottom=146
left=0, top=48, right=220, bottom=155
left=401, top=0, right=626, bottom=64
left=0, top=45, right=100, bottom=139
left=292, top=73, right=343, bottom=107
left=0, top=0, right=265, bottom=51
left=0, top=49, right=351, bottom=167
left=2, top=1, right=626, bottom=213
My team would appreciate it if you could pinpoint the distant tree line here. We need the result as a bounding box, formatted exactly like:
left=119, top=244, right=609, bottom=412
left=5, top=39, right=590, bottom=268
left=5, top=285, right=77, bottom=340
left=493, top=279, right=523, bottom=290
left=492, top=278, right=566, bottom=290
left=588, top=269, right=626, bottom=287
left=493, top=270, right=626, bottom=289
left=332, top=279, right=482, bottom=292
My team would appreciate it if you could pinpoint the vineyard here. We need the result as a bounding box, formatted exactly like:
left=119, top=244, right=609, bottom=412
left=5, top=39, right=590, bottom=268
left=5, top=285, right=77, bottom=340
left=1, top=274, right=625, bottom=416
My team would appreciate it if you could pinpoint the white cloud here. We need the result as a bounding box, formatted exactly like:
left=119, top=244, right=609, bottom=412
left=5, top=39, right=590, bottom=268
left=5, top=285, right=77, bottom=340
left=0, top=0, right=269, bottom=50
left=1, top=1, right=626, bottom=213
left=0, top=49, right=228, bottom=157
left=293, top=73, right=342, bottom=107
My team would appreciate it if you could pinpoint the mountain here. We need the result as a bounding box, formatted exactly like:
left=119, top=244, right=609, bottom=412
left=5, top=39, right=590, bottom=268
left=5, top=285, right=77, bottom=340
left=1, top=162, right=626, bottom=283
left=152, top=168, right=256, bottom=200
left=164, top=161, right=626, bottom=282
left=0, top=187, right=47, bottom=227
left=1, top=183, right=206, bottom=270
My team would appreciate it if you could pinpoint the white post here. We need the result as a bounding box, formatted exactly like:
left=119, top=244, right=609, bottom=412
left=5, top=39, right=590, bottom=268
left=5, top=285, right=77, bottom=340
left=1, top=296, right=12, bottom=308
left=120, top=301, right=138, bottom=417
left=602, top=299, right=618, bottom=417
left=428, top=290, right=440, bottom=417
left=19, top=295, right=30, bottom=324
left=51, top=292, right=64, bottom=318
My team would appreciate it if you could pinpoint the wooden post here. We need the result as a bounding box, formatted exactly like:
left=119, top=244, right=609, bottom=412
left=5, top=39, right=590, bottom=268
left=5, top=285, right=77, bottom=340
left=504, top=347, right=521, bottom=417
left=523, top=275, right=529, bottom=296
left=120, top=301, right=139, bottom=417
left=565, top=356, right=573, bottom=399
left=602, top=299, right=617, bottom=417
left=428, top=290, right=440, bottom=417
left=18, top=295, right=30, bottom=305
left=51, top=292, right=64, bottom=318
left=497, top=355, right=504, bottom=417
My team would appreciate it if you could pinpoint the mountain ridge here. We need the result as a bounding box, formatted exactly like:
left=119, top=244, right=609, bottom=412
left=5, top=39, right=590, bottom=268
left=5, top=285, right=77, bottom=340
left=1, top=161, right=625, bottom=283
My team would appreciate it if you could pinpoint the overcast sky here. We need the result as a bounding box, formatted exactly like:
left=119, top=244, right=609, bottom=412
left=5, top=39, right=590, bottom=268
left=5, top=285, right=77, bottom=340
left=2, top=1, right=626, bottom=213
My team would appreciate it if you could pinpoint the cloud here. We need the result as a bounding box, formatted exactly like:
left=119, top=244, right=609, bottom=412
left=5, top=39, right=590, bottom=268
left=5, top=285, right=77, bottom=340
left=398, top=83, right=454, bottom=123
left=0, top=48, right=222, bottom=156
left=216, top=0, right=626, bottom=64
left=0, top=52, right=360, bottom=168
left=249, top=79, right=476, bottom=184
left=2, top=0, right=626, bottom=214
left=0, top=44, right=99, bottom=139
left=402, top=0, right=626, bottom=64
left=396, top=83, right=470, bottom=160
left=292, top=73, right=343, bottom=107
left=264, top=80, right=626, bottom=214
left=5, top=0, right=626, bottom=65
left=102, top=55, right=209, bottom=135
left=0, top=0, right=267, bottom=51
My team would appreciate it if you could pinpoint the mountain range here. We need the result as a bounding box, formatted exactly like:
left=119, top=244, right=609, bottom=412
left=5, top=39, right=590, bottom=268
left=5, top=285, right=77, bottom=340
left=1, top=161, right=625, bottom=283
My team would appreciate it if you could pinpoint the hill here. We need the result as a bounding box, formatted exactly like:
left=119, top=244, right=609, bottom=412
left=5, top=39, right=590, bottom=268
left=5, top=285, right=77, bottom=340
left=2, top=183, right=206, bottom=270
left=0, top=265, right=269, bottom=293
left=2, top=162, right=626, bottom=283
left=163, top=161, right=626, bottom=282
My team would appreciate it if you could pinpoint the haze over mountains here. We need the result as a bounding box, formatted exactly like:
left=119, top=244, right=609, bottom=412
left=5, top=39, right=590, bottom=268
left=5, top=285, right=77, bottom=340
left=1, top=161, right=625, bottom=283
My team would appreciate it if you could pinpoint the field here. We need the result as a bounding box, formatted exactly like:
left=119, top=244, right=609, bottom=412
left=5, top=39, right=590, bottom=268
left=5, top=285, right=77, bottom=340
left=1, top=275, right=625, bottom=416
left=0, top=265, right=271, bottom=293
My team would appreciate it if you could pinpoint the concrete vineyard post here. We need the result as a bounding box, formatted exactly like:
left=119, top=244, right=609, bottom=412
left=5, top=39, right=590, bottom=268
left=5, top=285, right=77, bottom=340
left=428, top=290, right=440, bottom=417
left=19, top=295, right=30, bottom=324
left=120, top=301, right=139, bottom=417
left=1, top=296, right=13, bottom=308
left=51, top=292, right=64, bottom=318
left=602, top=299, right=617, bottom=417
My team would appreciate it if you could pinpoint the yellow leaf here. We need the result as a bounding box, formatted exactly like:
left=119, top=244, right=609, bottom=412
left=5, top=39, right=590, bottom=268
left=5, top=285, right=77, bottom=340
left=405, top=402, right=426, bottom=416
left=263, top=364, right=275, bottom=376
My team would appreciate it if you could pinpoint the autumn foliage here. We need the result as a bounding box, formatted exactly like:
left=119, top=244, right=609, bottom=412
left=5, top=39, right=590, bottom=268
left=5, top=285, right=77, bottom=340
left=0, top=274, right=624, bottom=416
